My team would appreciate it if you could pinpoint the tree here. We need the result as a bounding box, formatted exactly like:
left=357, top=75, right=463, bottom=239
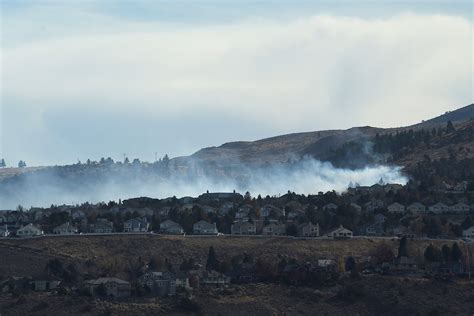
left=0, top=159, right=5, bottom=168
left=442, top=245, right=451, bottom=262
left=424, top=244, right=442, bottom=262
left=372, top=243, right=395, bottom=264
left=451, top=243, right=462, bottom=262
left=446, top=120, right=455, bottom=133
left=206, top=246, right=220, bottom=271
left=345, top=256, right=358, bottom=277
left=286, top=224, right=298, bottom=237
left=18, top=160, right=26, bottom=168
left=397, top=236, right=408, bottom=258
left=124, top=157, right=130, bottom=164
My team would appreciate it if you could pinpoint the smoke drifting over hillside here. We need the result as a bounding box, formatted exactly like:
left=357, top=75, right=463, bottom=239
left=0, top=158, right=407, bottom=209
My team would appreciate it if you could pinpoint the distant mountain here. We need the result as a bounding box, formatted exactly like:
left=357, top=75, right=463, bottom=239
left=172, top=103, right=474, bottom=170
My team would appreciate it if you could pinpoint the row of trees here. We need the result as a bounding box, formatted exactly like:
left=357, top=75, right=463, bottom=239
left=0, top=159, right=26, bottom=168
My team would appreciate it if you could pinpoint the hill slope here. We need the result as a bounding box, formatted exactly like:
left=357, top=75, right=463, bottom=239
left=172, top=103, right=474, bottom=169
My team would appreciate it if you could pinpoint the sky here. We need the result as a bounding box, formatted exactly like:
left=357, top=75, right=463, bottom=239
left=1, top=0, right=473, bottom=166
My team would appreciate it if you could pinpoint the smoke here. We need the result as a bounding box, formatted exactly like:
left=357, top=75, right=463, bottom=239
left=0, top=157, right=407, bottom=209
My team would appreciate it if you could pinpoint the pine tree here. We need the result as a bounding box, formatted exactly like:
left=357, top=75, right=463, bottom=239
left=446, top=120, right=456, bottom=133
left=0, top=159, right=5, bottom=168
left=451, top=243, right=462, bottom=262
left=206, top=246, right=220, bottom=271
left=397, top=236, right=408, bottom=258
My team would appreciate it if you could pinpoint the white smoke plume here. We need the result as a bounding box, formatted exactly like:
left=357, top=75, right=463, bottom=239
left=0, top=157, right=407, bottom=209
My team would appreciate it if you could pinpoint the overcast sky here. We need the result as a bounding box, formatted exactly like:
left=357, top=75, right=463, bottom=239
left=1, top=0, right=473, bottom=166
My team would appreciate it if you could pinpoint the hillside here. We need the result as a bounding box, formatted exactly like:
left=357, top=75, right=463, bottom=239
left=1, top=236, right=473, bottom=315
left=0, top=104, right=472, bottom=208
left=173, top=103, right=474, bottom=169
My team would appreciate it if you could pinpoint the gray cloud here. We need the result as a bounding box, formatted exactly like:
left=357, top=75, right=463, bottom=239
left=1, top=6, right=472, bottom=165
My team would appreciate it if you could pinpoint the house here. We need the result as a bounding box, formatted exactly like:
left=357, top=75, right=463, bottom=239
left=83, top=278, right=131, bottom=298
left=450, top=203, right=470, bottom=213
left=88, top=218, right=113, bottom=234
left=262, top=223, right=286, bottom=236
left=463, top=226, right=474, bottom=240
left=231, top=221, right=256, bottom=235
left=159, top=220, right=184, bottom=234
left=193, top=220, right=218, bottom=235
left=17, top=223, right=43, bottom=237
left=53, top=222, right=78, bottom=235
left=123, top=218, right=149, bottom=232
left=387, top=202, right=405, bottom=214
left=261, top=205, right=285, bottom=218
left=0, top=224, right=10, bottom=237
left=31, top=275, right=61, bottom=291
left=139, top=271, right=176, bottom=296
left=297, top=223, right=319, bottom=237
left=384, top=183, right=404, bottom=193
left=235, top=205, right=252, bottom=221
left=175, top=271, right=191, bottom=290
left=286, top=209, right=305, bottom=220
left=200, top=270, right=231, bottom=287
left=218, top=202, right=234, bottom=216
left=407, top=202, right=426, bottom=214
left=327, top=225, right=353, bottom=239
left=429, top=203, right=449, bottom=214
left=322, top=203, right=338, bottom=211
left=364, top=200, right=384, bottom=212
left=199, top=192, right=243, bottom=202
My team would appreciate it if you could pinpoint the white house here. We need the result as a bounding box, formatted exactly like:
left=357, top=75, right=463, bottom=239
left=17, top=223, right=43, bottom=237
left=193, top=220, right=218, bottom=235
left=429, top=203, right=449, bottom=214
left=262, top=223, right=286, bottom=236
left=231, top=221, right=256, bottom=235
left=462, top=226, right=474, bottom=240
left=123, top=218, right=149, bottom=232
left=364, top=200, right=384, bottom=212
left=53, top=222, right=78, bottom=235
left=327, top=225, right=353, bottom=239
left=298, top=223, right=319, bottom=237
left=387, top=202, right=405, bottom=214
left=159, top=220, right=184, bottom=234
left=407, top=202, right=426, bottom=214
left=449, top=203, right=470, bottom=213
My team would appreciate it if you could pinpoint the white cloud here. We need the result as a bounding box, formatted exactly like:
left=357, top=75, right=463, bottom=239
left=1, top=7, right=473, bottom=164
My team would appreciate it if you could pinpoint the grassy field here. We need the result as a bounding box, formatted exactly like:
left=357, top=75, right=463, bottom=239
left=1, top=235, right=472, bottom=278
